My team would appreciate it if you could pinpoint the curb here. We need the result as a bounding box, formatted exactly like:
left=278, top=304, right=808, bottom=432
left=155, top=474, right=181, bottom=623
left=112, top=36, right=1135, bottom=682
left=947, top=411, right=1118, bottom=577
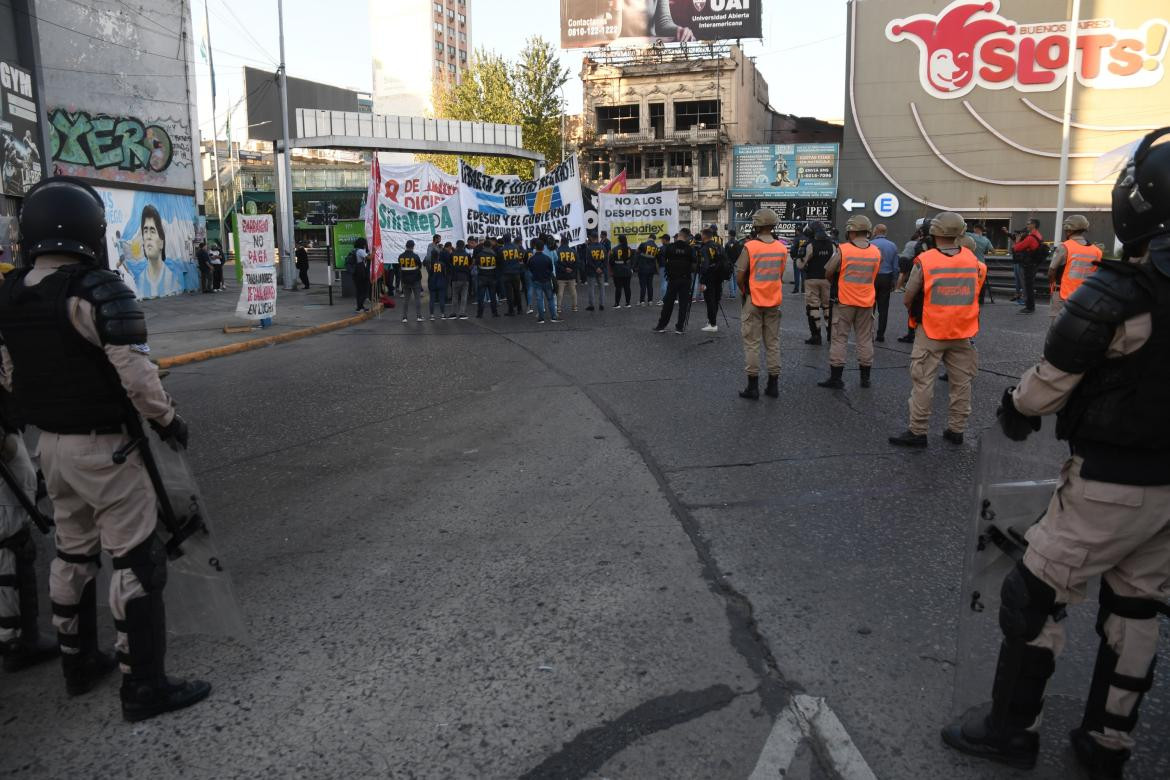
left=157, top=308, right=379, bottom=369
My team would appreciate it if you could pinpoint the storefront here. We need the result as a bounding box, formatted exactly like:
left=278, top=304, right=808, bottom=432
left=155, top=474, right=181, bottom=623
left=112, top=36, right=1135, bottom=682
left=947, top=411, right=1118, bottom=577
left=0, top=0, right=47, bottom=261
left=838, top=0, right=1170, bottom=245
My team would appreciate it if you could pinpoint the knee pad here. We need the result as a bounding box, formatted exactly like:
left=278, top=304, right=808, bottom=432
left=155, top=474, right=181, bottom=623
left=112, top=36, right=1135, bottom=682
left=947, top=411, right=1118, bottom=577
left=999, top=562, right=1062, bottom=643
left=112, top=534, right=168, bottom=593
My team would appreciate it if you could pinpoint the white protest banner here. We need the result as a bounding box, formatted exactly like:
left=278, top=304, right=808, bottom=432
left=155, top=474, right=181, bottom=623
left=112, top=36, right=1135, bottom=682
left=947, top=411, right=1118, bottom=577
left=375, top=161, right=462, bottom=258
left=599, top=190, right=679, bottom=241
left=457, top=156, right=587, bottom=246
left=234, top=214, right=277, bottom=320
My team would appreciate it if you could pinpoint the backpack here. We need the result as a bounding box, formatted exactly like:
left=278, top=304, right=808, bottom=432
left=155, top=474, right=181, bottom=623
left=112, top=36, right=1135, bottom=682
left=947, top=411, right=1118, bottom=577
left=344, top=249, right=357, bottom=274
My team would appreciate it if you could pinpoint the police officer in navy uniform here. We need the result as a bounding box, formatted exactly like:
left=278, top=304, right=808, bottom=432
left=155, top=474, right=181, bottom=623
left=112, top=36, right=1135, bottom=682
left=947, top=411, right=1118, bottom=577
left=0, top=177, right=209, bottom=721
left=942, top=128, right=1170, bottom=779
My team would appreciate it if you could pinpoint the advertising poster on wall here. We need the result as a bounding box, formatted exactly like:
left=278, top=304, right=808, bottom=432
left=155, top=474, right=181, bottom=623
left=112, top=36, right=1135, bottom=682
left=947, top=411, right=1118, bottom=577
left=458, top=156, right=587, bottom=245
left=47, top=107, right=194, bottom=191
left=730, top=198, right=836, bottom=240
left=560, top=0, right=762, bottom=49
left=99, top=186, right=198, bottom=299
left=599, top=190, right=679, bottom=239
left=0, top=59, right=44, bottom=197
left=234, top=214, right=277, bottom=320
left=375, top=161, right=462, bottom=258
left=730, top=144, right=840, bottom=199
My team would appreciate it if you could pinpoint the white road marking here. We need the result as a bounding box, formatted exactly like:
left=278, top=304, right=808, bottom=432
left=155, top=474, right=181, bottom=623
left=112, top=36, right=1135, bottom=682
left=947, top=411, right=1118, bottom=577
left=748, top=695, right=878, bottom=780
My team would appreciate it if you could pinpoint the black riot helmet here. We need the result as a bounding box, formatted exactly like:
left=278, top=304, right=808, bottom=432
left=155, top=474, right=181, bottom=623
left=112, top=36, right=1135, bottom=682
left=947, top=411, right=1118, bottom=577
left=1112, top=127, right=1170, bottom=253
left=19, top=176, right=109, bottom=267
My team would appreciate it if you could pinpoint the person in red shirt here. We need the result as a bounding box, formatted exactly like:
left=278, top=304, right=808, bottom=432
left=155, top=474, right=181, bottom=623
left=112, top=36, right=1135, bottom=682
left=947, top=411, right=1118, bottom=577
left=1013, top=218, right=1045, bottom=313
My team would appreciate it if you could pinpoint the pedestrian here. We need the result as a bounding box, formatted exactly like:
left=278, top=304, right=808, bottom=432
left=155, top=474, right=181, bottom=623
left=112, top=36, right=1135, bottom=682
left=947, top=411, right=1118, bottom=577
left=888, top=212, right=986, bottom=447
left=523, top=238, right=538, bottom=313
left=609, top=235, right=634, bottom=307
left=295, top=242, right=310, bottom=290
left=554, top=235, right=579, bottom=314
left=724, top=229, right=742, bottom=299
left=790, top=232, right=805, bottom=294
left=584, top=233, right=607, bottom=312
left=698, top=226, right=728, bottom=332
left=474, top=236, right=500, bottom=318
left=941, top=128, right=1170, bottom=780
left=818, top=215, right=881, bottom=389
left=967, top=223, right=995, bottom=304
left=449, top=239, right=472, bottom=320
left=209, top=242, right=224, bottom=291
left=599, top=230, right=612, bottom=257
left=653, top=229, right=697, bottom=334
left=427, top=241, right=451, bottom=320
left=398, top=240, right=423, bottom=322
left=0, top=176, right=208, bottom=719
left=387, top=244, right=401, bottom=296
left=1047, top=214, right=1101, bottom=321
left=870, top=224, right=900, bottom=343
left=424, top=233, right=442, bottom=268
left=896, top=221, right=932, bottom=342
left=734, top=209, right=787, bottom=399
left=1012, top=218, right=1046, bottom=313
left=635, top=234, right=659, bottom=305
left=196, top=242, right=212, bottom=293
left=657, top=233, right=670, bottom=302
left=347, top=237, right=371, bottom=312
left=528, top=237, right=557, bottom=323
left=798, top=222, right=834, bottom=345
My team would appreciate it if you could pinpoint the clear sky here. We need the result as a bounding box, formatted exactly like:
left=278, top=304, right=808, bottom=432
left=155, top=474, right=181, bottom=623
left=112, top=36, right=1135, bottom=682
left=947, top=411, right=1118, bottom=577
left=194, top=0, right=848, bottom=144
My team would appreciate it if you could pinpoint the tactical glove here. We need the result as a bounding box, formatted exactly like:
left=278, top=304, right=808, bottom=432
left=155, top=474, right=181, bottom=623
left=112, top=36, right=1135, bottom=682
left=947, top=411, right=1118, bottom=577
left=153, top=413, right=189, bottom=449
left=996, top=387, right=1041, bottom=442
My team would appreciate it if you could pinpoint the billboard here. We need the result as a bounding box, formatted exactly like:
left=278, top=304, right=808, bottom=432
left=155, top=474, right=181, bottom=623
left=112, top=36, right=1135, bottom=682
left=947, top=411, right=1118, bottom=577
left=0, top=59, right=44, bottom=197
left=730, top=144, right=839, bottom=199
left=244, top=67, right=368, bottom=142
left=560, top=0, right=762, bottom=49
left=730, top=199, right=836, bottom=240
left=840, top=0, right=1170, bottom=235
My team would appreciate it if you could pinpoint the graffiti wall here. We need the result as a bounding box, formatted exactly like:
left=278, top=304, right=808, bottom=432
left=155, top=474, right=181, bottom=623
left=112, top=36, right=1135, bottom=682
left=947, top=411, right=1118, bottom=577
left=37, top=0, right=198, bottom=193
left=98, top=186, right=198, bottom=299
left=48, top=109, right=192, bottom=189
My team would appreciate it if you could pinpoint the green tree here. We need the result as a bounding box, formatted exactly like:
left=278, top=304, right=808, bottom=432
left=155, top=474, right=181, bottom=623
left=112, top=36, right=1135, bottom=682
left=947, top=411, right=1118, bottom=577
left=424, top=37, right=569, bottom=179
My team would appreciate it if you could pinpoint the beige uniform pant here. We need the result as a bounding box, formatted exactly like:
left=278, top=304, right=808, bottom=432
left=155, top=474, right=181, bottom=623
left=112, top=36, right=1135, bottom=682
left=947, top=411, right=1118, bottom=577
left=907, top=330, right=977, bottom=434
left=0, top=435, right=37, bottom=643
left=805, top=279, right=831, bottom=328
left=557, top=280, right=578, bottom=312
left=829, top=304, right=875, bottom=367
left=1050, top=292, right=1065, bottom=321
left=741, top=297, right=781, bottom=377
left=1023, top=456, right=1170, bottom=752
left=40, top=432, right=156, bottom=668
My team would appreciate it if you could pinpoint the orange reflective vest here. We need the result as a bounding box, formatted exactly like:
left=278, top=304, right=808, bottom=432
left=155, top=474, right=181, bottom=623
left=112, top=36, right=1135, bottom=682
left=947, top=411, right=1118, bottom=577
left=917, top=248, right=986, bottom=340
left=1058, top=240, right=1102, bottom=300
left=745, top=239, right=788, bottom=308
left=837, top=242, right=881, bottom=308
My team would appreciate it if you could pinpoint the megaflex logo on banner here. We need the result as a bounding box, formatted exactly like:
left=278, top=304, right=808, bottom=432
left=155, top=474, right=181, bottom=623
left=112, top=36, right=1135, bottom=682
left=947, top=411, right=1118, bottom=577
left=886, top=1, right=1169, bottom=98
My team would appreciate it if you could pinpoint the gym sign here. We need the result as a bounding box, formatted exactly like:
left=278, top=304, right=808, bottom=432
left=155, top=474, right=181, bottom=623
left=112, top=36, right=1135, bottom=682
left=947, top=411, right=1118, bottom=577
left=886, top=0, right=1168, bottom=99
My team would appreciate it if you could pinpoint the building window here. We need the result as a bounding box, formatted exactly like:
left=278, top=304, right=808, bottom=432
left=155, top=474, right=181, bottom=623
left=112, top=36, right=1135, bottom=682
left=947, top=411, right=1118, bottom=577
left=668, top=150, right=692, bottom=177
left=435, top=41, right=444, bottom=53
left=448, top=45, right=456, bottom=56
left=449, top=63, right=456, bottom=73
left=587, top=151, right=610, bottom=181
left=459, top=31, right=466, bottom=41
left=433, top=2, right=442, bottom=13
left=434, top=22, right=443, bottom=34
left=648, top=103, right=664, bottom=139
left=674, top=100, right=719, bottom=131
left=698, top=145, right=719, bottom=177
left=596, top=104, right=639, bottom=134
left=448, top=9, right=455, bottom=20
left=678, top=206, right=692, bottom=229
left=458, top=13, right=466, bottom=24
left=435, top=59, right=443, bottom=70
left=645, top=151, right=664, bottom=178
left=615, top=153, right=642, bottom=179
left=448, top=26, right=455, bottom=37
left=459, top=49, right=467, bottom=62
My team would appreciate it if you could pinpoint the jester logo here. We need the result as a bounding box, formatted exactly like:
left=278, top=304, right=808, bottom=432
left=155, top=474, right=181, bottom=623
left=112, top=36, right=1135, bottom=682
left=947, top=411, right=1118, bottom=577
left=887, top=1, right=1016, bottom=97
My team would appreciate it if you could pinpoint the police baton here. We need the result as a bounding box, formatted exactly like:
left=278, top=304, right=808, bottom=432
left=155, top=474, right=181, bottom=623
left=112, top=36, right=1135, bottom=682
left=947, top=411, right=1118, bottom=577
left=0, top=454, right=53, bottom=535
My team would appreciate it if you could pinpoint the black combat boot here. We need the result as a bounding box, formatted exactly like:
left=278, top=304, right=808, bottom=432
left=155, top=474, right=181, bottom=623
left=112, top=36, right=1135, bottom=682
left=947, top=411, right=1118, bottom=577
left=61, top=579, right=117, bottom=695
left=859, top=365, right=872, bottom=388
left=1069, top=728, right=1129, bottom=780
left=119, top=592, right=211, bottom=722
left=817, top=366, right=844, bottom=389
left=943, top=429, right=964, bottom=445
left=764, top=375, right=779, bottom=398
left=804, top=311, right=821, bottom=345
left=888, top=430, right=928, bottom=448
left=1, top=530, right=58, bottom=673
left=739, top=375, right=759, bottom=400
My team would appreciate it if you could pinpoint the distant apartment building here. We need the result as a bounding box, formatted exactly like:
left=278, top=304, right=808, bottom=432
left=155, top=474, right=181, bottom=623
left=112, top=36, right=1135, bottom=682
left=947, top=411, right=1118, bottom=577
left=371, top=0, right=472, bottom=117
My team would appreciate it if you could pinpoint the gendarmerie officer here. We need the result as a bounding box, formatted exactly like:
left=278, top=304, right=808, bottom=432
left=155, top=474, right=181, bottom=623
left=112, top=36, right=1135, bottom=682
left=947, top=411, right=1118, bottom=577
left=0, top=177, right=209, bottom=721
left=941, top=128, right=1170, bottom=779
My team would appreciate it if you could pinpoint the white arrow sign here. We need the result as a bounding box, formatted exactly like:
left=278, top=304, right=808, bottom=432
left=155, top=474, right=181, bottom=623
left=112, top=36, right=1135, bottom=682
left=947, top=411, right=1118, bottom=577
left=842, top=198, right=866, bottom=212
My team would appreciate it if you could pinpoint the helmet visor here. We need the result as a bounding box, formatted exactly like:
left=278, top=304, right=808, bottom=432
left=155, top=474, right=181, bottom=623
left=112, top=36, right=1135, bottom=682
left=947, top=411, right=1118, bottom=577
left=1093, top=137, right=1143, bottom=182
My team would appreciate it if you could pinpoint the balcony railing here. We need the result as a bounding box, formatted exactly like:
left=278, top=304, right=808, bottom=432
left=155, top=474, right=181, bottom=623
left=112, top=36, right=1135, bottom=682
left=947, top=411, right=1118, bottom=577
left=594, top=126, right=722, bottom=145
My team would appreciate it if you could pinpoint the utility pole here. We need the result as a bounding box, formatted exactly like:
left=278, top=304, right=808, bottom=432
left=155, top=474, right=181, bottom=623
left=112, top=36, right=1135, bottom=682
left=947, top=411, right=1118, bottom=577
left=1053, top=0, right=1082, bottom=238
left=276, top=0, right=296, bottom=290
left=203, top=0, right=224, bottom=239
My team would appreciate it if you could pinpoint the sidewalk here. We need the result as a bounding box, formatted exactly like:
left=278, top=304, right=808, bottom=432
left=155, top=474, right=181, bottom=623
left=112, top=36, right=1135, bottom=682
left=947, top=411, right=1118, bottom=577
left=140, top=269, right=374, bottom=365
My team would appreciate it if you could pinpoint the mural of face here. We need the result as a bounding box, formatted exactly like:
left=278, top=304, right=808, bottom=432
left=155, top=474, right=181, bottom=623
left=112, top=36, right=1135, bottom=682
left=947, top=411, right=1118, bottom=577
left=141, top=216, right=163, bottom=263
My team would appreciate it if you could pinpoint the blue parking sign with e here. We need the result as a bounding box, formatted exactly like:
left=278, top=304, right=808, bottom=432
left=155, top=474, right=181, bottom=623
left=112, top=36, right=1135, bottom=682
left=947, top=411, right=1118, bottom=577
left=875, top=192, right=899, bottom=218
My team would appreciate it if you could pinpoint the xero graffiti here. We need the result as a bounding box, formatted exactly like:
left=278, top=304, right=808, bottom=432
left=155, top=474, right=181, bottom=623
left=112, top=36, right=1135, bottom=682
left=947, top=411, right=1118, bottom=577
left=48, top=109, right=174, bottom=174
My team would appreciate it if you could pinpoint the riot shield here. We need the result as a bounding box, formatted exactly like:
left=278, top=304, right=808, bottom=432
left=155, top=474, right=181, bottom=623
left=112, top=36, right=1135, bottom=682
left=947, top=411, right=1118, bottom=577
left=142, top=424, right=249, bottom=642
left=951, top=426, right=1100, bottom=718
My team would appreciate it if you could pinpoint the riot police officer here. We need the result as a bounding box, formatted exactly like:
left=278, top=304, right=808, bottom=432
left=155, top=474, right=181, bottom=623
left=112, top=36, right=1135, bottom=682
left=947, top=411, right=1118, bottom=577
left=941, top=128, right=1170, bottom=778
left=798, top=222, right=834, bottom=345
left=0, top=177, right=209, bottom=721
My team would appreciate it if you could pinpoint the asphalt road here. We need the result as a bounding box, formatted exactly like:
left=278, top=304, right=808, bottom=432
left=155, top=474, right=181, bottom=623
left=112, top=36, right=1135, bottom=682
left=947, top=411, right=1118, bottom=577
left=2, top=288, right=1168, bottom=779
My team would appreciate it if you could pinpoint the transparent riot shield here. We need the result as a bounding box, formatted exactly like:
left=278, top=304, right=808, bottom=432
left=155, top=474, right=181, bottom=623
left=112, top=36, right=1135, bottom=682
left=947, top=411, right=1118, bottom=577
left=952, top=426, right=1100, bottom=719
left=143, top=424, right=249, bottom=642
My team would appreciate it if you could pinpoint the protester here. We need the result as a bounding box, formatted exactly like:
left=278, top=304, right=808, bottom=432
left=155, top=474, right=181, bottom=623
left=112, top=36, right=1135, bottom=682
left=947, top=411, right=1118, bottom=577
left=346, top=237, right=371, bottom=312
left=295, top=242, right=310, bottom=290
left=870, top=224, right=900, bottom=343
left=427, top=241, right=451, bottom=320
left=196, top=242, right=212, bottom=293
left=635, top=234, right=659, bottom=305
left=209, top=242, right=225, bottom=291
left=528, top=237, right=558, bottom=323
left=654, top=229, right=697, bottom=334
left=610, top=235, right=634, bottom=307
left=399, top=239, right=424, bottom=322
